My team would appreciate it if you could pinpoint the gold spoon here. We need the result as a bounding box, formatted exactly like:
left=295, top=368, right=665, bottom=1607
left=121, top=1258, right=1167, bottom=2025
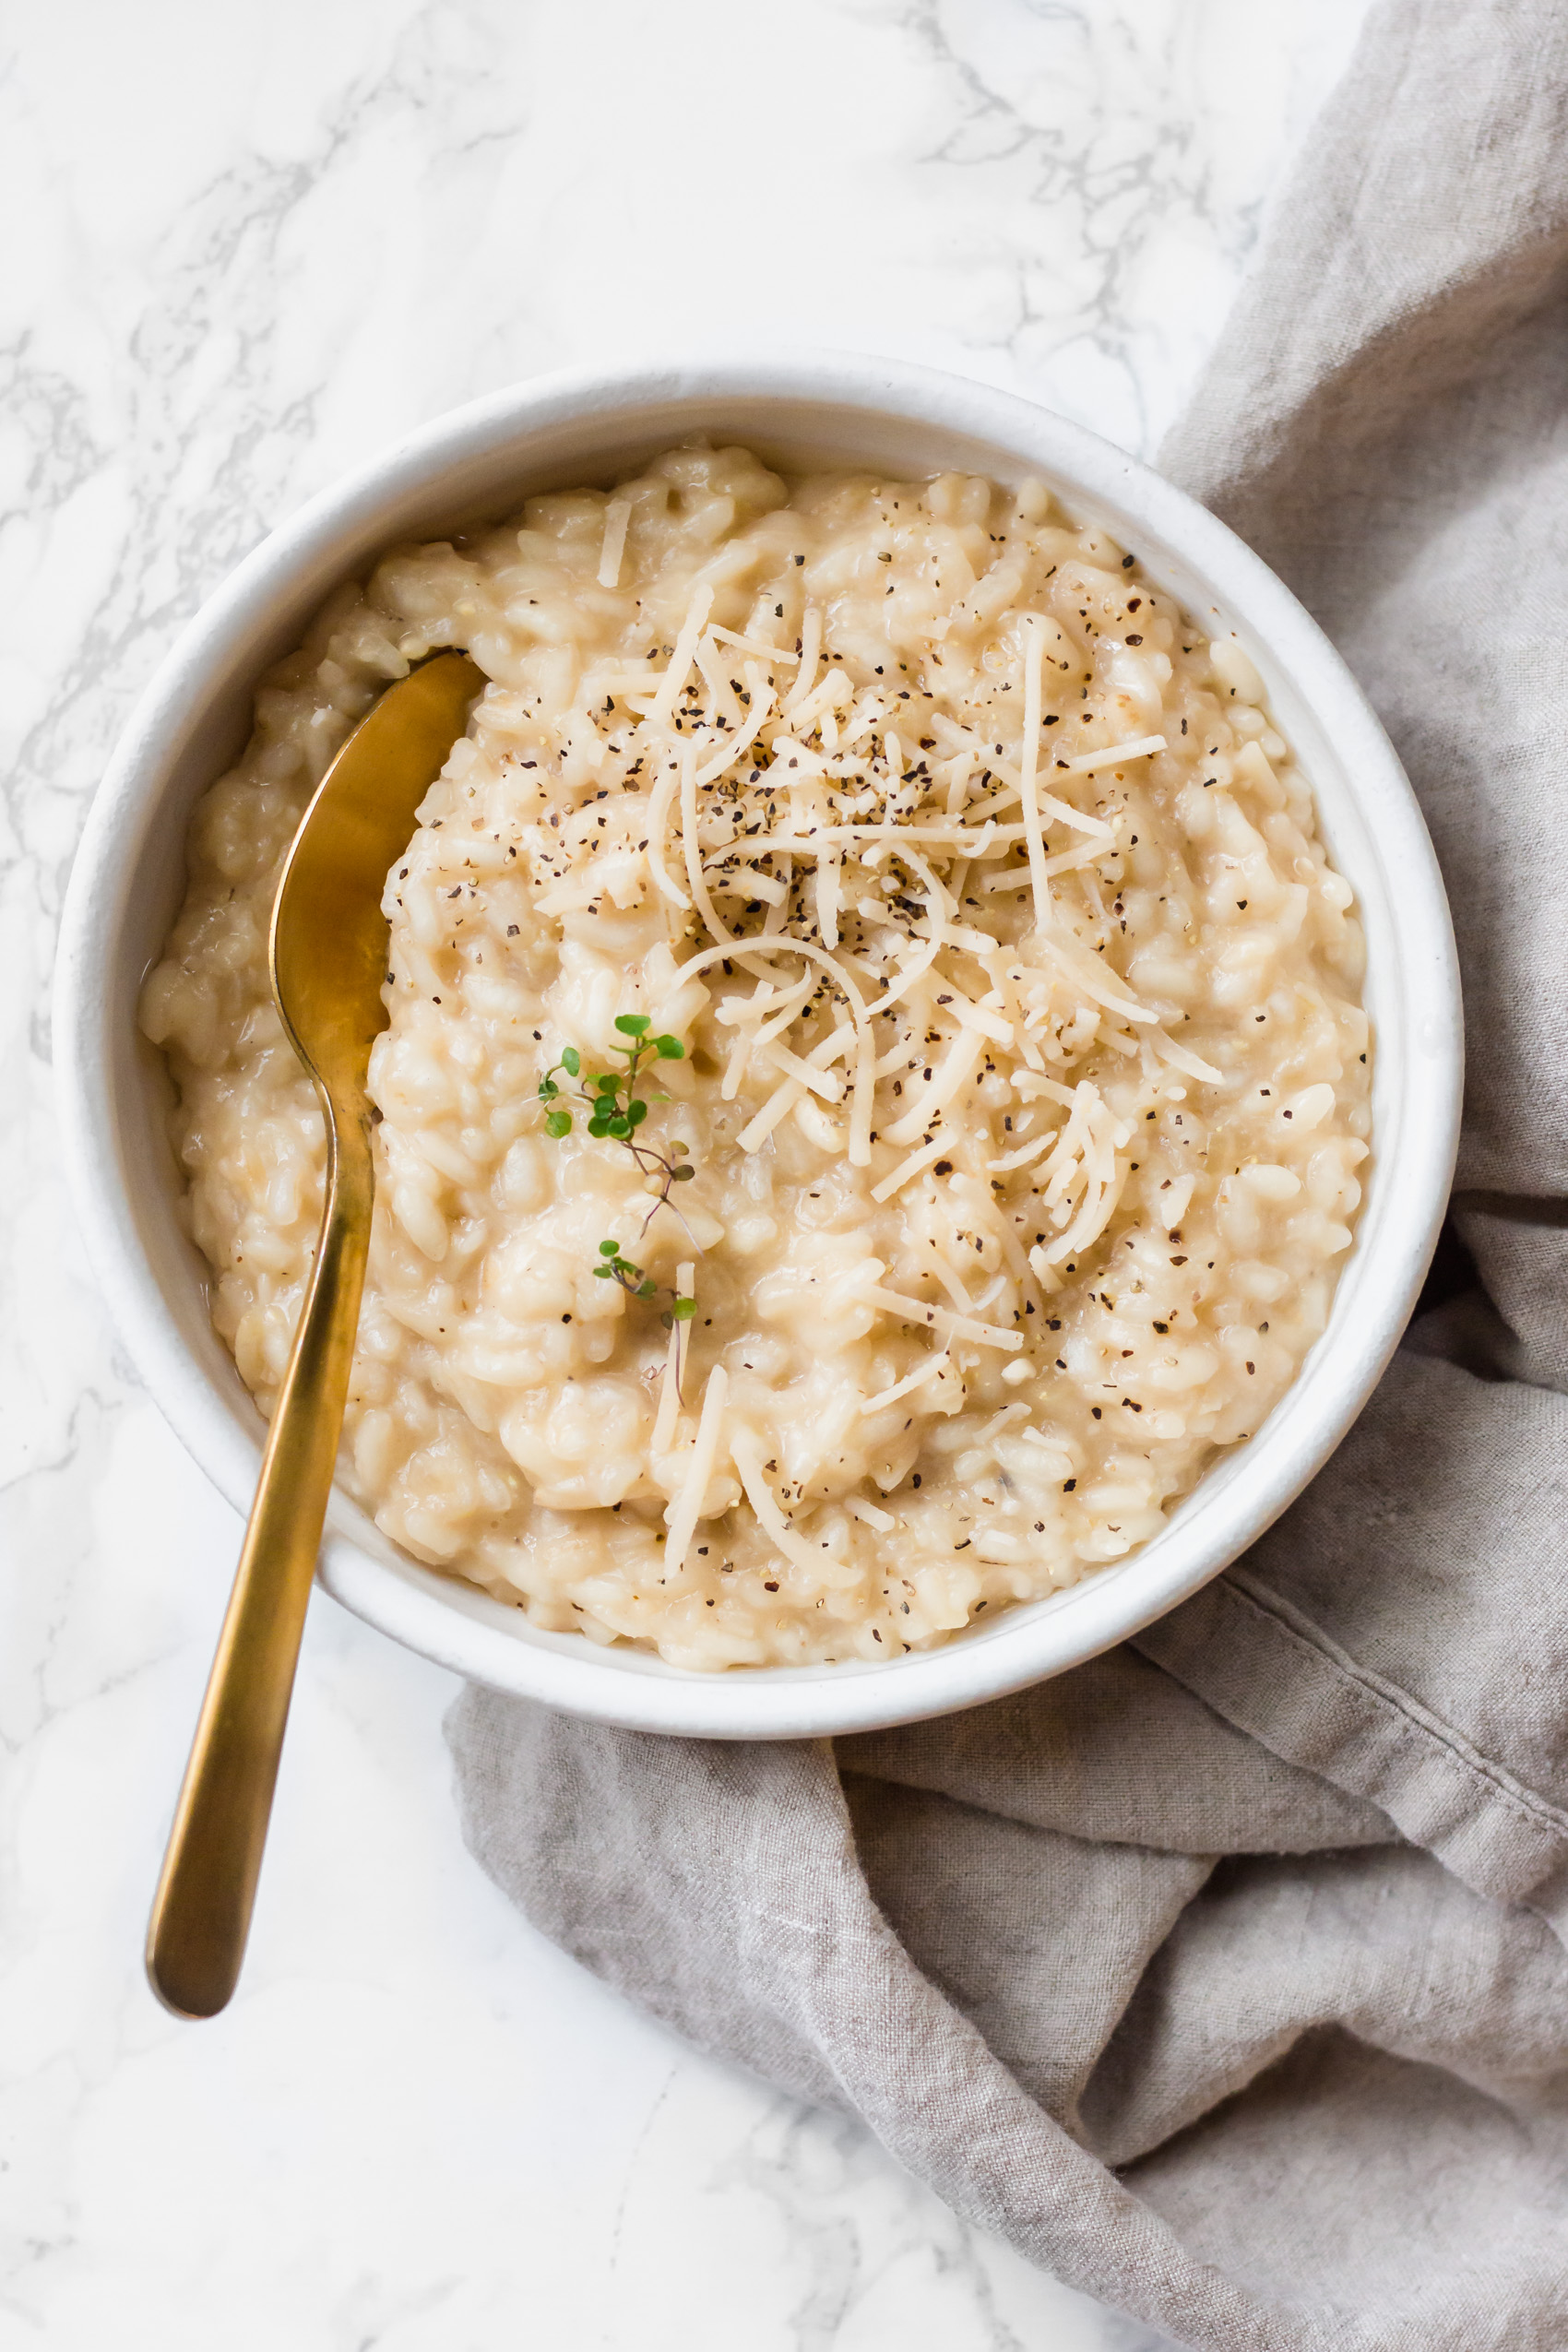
left=146, top=649, right=484, bottom=2020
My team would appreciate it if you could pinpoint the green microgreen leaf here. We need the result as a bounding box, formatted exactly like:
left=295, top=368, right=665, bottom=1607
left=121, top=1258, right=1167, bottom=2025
left=671, top=1297, right=696, bottom=1320
left=537, top=1009, right=703, bottom=1297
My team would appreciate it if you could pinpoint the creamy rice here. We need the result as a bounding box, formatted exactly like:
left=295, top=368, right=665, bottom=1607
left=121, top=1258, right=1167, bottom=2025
left=141, top=445, right=1370, bottom=1669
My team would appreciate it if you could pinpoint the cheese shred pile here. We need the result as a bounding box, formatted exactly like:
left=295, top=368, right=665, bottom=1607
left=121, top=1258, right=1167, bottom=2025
left=512, top=537, right=1191, bottom=1316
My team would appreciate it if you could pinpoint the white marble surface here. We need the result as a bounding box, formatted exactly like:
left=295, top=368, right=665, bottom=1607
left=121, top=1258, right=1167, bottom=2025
left=3, top=3, right=1372, bottom=2344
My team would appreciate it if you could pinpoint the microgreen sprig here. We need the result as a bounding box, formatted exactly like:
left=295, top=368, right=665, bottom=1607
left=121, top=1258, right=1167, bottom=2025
left=594, top=1240, right=697, bottom=1324
left=539, top=1013, right=699, bottom=1253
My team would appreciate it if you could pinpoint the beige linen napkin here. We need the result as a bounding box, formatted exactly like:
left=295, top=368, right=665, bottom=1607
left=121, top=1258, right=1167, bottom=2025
left=448, top=3, right=1568, bottom=2341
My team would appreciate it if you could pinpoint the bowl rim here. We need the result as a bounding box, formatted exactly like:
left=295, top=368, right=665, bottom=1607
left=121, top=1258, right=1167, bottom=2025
left=53, top=349, right=1463, bottom=1739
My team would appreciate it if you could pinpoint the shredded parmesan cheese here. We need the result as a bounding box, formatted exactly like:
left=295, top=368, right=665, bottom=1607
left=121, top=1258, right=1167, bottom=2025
left=645, top=758, right=692, bottom=910
left=680, top=743, right=734, bottom=947
left=662, top=1362, right=730, bottom=1577
left=1057, top=733, right=1167, bottom=775
left=598, top=497, right=633, bottom=589
left=883, top=1027, right=987, bottom=1147
left=1017, top=613, right=1052, bottom=936
left=861, top=1284, right=1024, bottom=1352
left=871, top=1131, right=954, bottom=1203
left=730, top=1426, right=837, bottom=1575
left=781, top=606, right=823, bottom=716
left=736, top=1076, right=805, bottom=1152
left=1151, top=1031, right=1226, bottom=1085
left=646, top=584, right=715, bottom=731
left=861, top=1349, right=954, bottom=1414
left=708, top=624, right=799, bottom=664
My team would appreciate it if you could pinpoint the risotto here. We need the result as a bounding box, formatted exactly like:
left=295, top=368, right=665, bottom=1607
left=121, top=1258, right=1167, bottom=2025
left=141, top=445, right=1370, bottom=1669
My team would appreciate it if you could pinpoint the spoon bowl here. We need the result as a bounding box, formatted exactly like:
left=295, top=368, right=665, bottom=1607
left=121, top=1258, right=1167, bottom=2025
left=271, top=653, right=487, bottom=1107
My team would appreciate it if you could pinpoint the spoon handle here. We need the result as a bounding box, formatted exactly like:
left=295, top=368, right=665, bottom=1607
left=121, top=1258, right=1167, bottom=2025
left=146, top=1103, right=374, bottom=2018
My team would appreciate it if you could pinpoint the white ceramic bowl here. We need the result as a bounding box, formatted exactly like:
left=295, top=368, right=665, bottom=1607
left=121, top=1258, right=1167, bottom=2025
left=54, top=353, right=1462, bottom=1740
